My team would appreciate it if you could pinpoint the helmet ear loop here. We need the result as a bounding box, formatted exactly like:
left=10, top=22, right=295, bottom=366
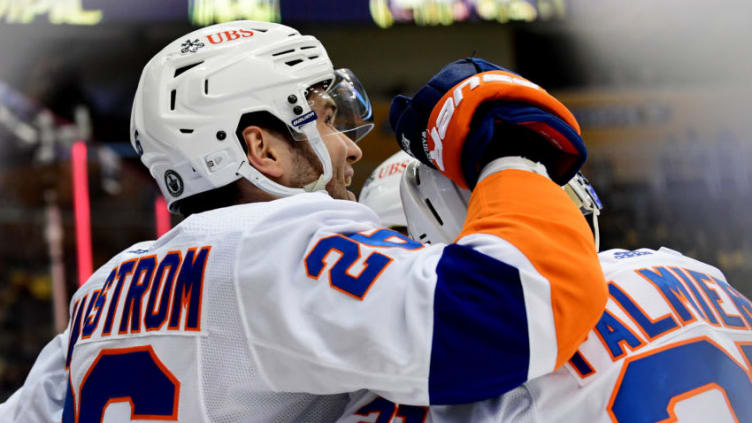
left=233, top=119, right=332, bottom=197
left=579, top=188, right=601, bottom=252
left=591, top=204, right=601, bottom=252
left=565, top=176, right=601, bottom=252
left=580, top=183, right=601, bottom=252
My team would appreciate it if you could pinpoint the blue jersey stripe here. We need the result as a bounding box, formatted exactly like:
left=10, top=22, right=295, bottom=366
left=428, top=244, right=529, bottom=404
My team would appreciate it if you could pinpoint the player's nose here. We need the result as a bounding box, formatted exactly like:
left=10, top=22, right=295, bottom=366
left=345, top=134, right=362, bottom=164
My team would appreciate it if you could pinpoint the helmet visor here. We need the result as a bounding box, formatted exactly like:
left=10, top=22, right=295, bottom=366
left=288, top=68, right=374, bottom=143
left=328, top=68, right=374, bottom=142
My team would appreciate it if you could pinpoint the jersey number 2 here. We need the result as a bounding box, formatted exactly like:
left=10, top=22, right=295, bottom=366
left=608, top=337, right=752, bottom=422
left=304, top=234, right=390, bottom=300
left=304, top=229, right=422, bottom=300
left=63, top=346, right=179, bottom=423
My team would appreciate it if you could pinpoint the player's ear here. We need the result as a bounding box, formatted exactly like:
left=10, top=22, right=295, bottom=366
left=242, top=126, right=285, bottom=178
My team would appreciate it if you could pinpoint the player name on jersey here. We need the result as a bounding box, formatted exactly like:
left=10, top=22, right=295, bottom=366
left=65, top=246, right=211, bottom=364
left=569, top=263, right=752, bottom=378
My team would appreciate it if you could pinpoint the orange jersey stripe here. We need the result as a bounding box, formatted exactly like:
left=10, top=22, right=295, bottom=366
left=458, top=169, right=607, bottom=368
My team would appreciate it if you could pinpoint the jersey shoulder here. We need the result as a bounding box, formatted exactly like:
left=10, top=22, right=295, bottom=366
left=71, top=240, right=156, bottom=299
left=182, top=192, right=379, bottom=235
left=598, top=246, right=723, bottom=279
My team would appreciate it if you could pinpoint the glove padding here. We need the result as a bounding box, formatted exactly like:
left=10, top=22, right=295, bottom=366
left=390, top=58, right=586, bottom=189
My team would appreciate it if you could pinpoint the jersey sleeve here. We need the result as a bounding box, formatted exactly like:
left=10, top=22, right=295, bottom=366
left=443, top=169, right=607, bottom=398
left=234, top=171, right=606, bottom=406
left=0, top=331, right=68, bottom=423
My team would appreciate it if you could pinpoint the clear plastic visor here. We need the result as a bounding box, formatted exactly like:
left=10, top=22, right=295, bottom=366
left=289, top=68, right=374, bottom=142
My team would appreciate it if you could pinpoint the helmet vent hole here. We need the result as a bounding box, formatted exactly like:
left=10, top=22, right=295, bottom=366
left=204, top=79, right=209, bottom=95
left=250, top=27, right=268, bottom=32
left=180, top=129, right=194, bottom=134
left=272, top=49, right=295, bottom=57
left=173, top=61, right=204, bottom=78
left=424, top=199, right=444, bottom=226
left=170, top=90, right=176, bottom=111
left=308, top=55, right=319, bottom=60
left=285, top=59, right=303, bottom=67
left=300, top=45, right=316, bottom=50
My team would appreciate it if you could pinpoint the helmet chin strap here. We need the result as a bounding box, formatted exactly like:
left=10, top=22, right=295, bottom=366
left=303, top=174, right=329, bottom=192
left=235, top=161, right=305, bottom=197
left=236, top=121, right=333, bottom=197
left=301, top=124, right=333, bottom=192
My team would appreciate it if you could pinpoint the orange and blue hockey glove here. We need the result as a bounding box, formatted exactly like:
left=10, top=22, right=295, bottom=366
left=390, top=57, right=586, bottom=189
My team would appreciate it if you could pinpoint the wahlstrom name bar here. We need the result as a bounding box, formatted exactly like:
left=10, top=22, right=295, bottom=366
left=65, top=246, right=211, bottom=367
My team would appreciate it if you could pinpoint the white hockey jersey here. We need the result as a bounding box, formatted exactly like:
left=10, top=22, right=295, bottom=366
left=337, top=247, right=752, bottom=423
left=1, top=170, right=606, bottom=423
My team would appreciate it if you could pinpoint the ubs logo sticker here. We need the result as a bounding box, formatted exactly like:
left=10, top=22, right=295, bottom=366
left=205, top=29, right=254, bottom=45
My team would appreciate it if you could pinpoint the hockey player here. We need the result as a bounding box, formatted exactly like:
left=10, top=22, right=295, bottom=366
left=0, top=29, right=606, bottom=423
left=350, top=146, right=752, bottom=422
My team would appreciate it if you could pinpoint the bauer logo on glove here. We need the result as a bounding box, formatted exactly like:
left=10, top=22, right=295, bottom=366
left=390, top=57, right=587, bottom=189
left=426, top=71, right=543, bottom=171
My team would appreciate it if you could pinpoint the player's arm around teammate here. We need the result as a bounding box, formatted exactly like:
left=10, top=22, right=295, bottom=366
left=352, top=152, right=752, bottom=422
left=234, top=57, right=607, bottom=406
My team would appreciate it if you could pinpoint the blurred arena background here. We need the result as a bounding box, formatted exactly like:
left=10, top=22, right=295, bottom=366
left=1, top=0, right=752, bottom=400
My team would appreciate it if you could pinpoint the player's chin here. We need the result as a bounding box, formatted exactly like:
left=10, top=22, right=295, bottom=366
left=326, top=182, right=355, bottom=201
left=336, top=187, right=356, bottom=201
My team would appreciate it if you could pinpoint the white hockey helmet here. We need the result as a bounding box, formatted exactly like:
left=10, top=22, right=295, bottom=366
left=358, top=150, right=415, bottom=228
left=399, top=161, right=471, bottom=244
left=131, top=20, right=373, bottom=212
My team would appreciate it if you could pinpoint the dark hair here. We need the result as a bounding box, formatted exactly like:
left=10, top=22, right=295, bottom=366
left=234, top=111, right=295, bottom=153
left=172, top=112, right=294, bottom=216
left=171, top=180, right=245, bottom=217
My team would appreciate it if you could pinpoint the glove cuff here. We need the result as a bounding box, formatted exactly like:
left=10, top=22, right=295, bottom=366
left=478, top=156, right=549, bottom=184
